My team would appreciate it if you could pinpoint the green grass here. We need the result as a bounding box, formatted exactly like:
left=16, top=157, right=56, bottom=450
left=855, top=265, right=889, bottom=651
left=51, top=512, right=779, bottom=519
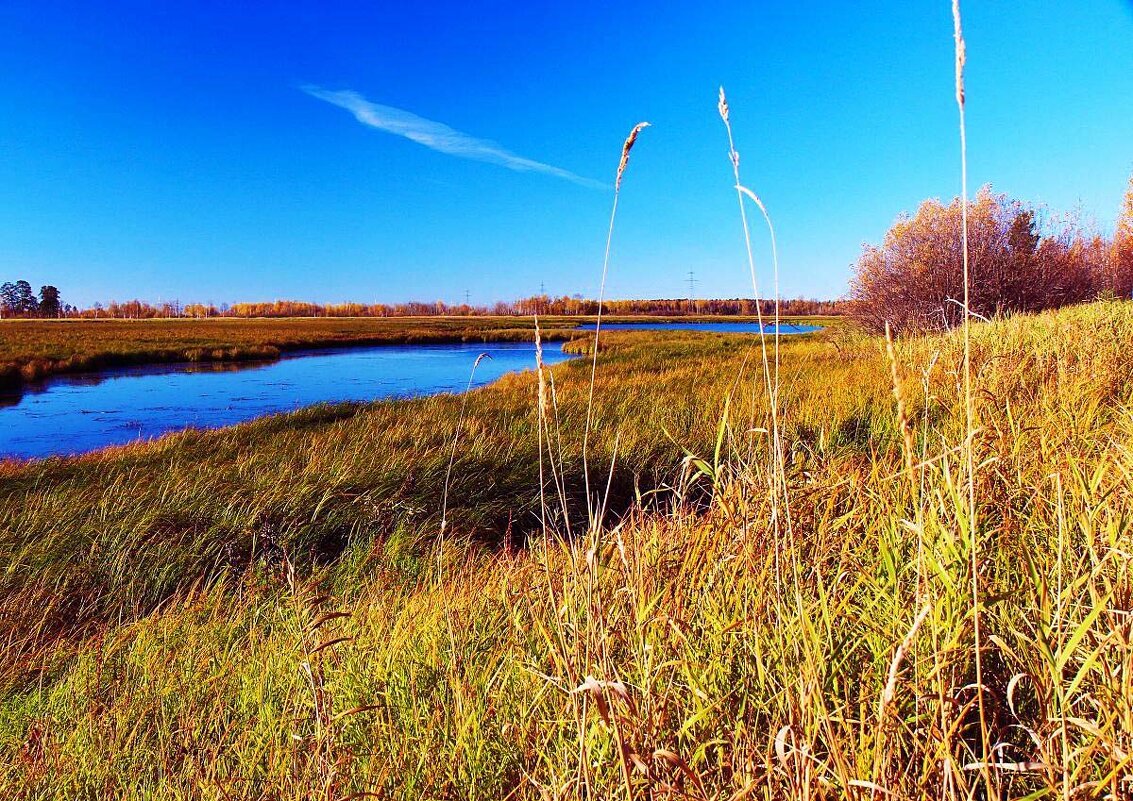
left=1, top=303, right=1131, bottom=798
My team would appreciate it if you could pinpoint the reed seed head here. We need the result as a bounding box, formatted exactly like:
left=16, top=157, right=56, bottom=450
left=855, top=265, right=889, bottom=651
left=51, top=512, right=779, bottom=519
left=533, top=316, right=550, bottom=419
left=718, top=87, right=739, bottom=172
left=952, top=0, right=966, bottom=109
left=717, top=86, right=729, bottom=124
left=615, top=122, right=650, bottom=191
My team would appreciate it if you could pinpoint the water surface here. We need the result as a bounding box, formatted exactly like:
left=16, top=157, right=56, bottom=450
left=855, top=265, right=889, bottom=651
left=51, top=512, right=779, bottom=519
left=0, top=342, right=570, bottom=460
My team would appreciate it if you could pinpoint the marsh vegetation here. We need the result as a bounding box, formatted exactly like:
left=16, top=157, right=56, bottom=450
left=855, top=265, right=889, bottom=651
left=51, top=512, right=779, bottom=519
left=1, top=303, right=1131, bottom=798
left=2, top=5, right=1132, bottom=799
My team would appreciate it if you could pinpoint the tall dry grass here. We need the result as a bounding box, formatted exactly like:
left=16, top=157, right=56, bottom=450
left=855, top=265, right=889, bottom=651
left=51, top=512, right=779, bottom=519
left=3, top=303, right=1132, bottom=798
left=2, top=303, right=1133, bottom=797
left=2, top=5, right=1131, bottom=799
left=951, top=4, right=994, bottom=793
left=583, top=121, right=650, bottom=528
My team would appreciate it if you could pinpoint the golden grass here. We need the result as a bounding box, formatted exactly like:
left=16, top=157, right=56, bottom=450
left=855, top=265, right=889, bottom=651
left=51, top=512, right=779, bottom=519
left=0, top=303, right=1131, bottom=798
left=1, top=10, right=1127, bottom=796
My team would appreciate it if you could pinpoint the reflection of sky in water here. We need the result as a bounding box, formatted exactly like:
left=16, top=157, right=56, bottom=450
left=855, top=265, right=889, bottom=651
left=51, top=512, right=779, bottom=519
left=0, top=342, right=570, bottom=460
left=576, top=322, right=822, bottom=333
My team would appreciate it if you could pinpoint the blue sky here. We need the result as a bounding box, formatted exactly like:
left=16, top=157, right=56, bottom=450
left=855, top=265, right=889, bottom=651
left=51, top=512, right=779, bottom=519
left=1, top=1, right=1131, bottom=307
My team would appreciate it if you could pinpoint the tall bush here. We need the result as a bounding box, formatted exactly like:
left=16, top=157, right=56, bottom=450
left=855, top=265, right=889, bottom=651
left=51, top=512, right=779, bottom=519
left=851, top=186, right=1104, bottom=333
left=1107, top=174, right=1133, bottom=297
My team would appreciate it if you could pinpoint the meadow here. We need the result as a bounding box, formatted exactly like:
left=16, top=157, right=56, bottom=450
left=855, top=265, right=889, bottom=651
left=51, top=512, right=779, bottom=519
left=1, top=301, right=1130, bottom=799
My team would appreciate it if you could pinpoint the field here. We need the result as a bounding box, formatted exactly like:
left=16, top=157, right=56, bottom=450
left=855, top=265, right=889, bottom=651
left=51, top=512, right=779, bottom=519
left=1, top=302, right=1131, bottom=798
left=0, top=316, right=834, bottom=389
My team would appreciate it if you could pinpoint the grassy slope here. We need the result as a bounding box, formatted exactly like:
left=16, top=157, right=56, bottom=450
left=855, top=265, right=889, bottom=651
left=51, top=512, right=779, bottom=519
left=1, top=303, right=1131, bottom=798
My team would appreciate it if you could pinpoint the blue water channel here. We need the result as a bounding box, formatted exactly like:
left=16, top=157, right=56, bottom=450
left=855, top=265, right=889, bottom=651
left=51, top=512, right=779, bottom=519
left=0, top=321, right=821, bottom=460
left=0, top=342, right=571, bottom=460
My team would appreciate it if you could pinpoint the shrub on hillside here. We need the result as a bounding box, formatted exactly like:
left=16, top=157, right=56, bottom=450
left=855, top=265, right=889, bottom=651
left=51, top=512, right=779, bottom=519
left=1106, top=175, right=1133, bottom=298
left=850, top=186, right=1106, bottom=334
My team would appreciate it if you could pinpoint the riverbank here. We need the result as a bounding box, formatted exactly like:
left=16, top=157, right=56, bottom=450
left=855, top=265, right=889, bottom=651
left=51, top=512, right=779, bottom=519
left=0, top=341, right=576, bottom=460
left=0, top=315, right=836, bottom=389
left=3, top=303, right=1128, bottom=797
left=0, top=317, right=575, bottom=389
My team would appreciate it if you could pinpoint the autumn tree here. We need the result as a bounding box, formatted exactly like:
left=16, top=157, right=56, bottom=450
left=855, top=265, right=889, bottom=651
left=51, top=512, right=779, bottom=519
left=851, top=186, right=1103, bottom=334
left=1109, top=173, right=1133, bottom=298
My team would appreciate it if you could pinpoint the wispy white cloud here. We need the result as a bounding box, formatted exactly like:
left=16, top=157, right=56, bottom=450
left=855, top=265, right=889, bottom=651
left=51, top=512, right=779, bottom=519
left=303, top=86, right=605, bottom=190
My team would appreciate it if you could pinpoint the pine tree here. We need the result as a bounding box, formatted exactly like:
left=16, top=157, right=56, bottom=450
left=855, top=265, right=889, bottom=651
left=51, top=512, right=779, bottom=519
left=13, top=280, right=38, bottom=314
left=39, top=285, right=62, bottom=317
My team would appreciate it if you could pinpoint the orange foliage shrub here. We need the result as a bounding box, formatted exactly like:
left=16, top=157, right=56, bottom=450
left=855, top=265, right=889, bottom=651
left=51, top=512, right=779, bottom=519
left=1107, top=175, right=1133, bottom=298
left=851, top=186, right=1108, bottom=334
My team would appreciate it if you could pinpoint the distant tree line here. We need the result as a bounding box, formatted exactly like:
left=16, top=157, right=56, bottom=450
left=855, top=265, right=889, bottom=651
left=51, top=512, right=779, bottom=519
left=851, top=177, right=1133, bottom=334
left=0, top=280, right=70, bottom=318
left=64, top=295, right=847, bottom=320
left=507, top=296, right=845, bottom=317
left=78, top=299, right=200, bottom=320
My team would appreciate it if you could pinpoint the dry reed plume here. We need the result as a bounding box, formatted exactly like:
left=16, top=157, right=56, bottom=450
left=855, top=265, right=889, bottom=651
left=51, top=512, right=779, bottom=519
left=582, top=120, right=650, bottom=526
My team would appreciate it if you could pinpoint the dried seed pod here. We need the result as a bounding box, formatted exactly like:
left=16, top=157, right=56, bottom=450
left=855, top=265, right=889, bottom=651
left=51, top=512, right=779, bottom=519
left=615, top=122, right=650, bottom=191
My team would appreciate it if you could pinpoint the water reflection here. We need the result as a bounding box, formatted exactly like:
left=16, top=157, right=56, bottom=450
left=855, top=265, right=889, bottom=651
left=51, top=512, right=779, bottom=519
left=1, top=358, right=279, bottom=408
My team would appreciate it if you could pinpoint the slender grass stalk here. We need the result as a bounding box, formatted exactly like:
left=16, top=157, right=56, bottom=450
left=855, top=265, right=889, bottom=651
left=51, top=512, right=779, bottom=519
left=951, top=2, right=992, bottom=794
left=884, top=322, right=917, bottom=494
left=440, top=352, right=492, bottom=536
left=1053, top=471, right=1070, bottom=800
left=582, top=122, right=649, bottom=528
left=718, top=87, right=794, bottom=591
left=436, top=351, right=492, bottom=726
left=533, top=314, right=591, bottom=797
left=915, top=349, right=939, bottom=751
left=873, top=602, right=932, bottom=785
left=545, top=368, right=574, bottom=540
left=741, top=187, right=782, bottom=399
left=576, top=126, right=647, bottom=792
left=535, top=315, right=549, bottom=537
left=884, top=322, right=929, bottom=781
